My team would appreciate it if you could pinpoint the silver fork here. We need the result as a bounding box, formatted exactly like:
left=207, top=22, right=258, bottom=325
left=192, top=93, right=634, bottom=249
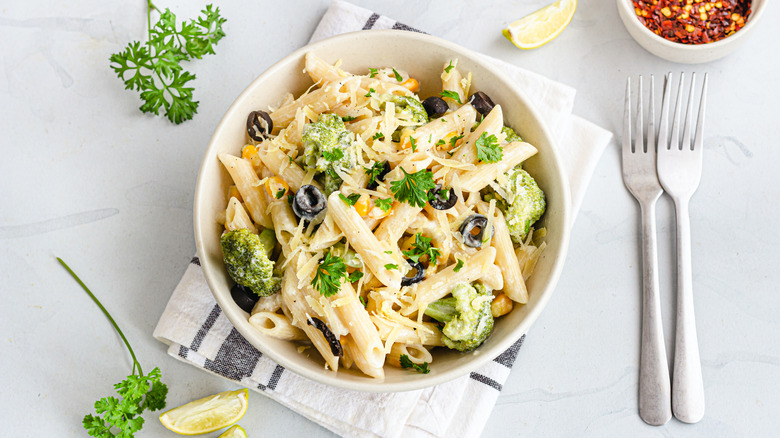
left=622, top=75, right=672, bottom=426
left=657, top=72, right=708, bottom=424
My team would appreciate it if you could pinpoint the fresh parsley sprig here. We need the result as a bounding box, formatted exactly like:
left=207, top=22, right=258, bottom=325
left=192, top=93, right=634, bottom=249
left=57, top=258, right=168, bottom=438
left=475, top=132, right=503, bottom=163
left=109, top=2, right=226, bottom=124
left=312, top=253, right=347, bottom=297
left=403, top=233, right=442, bottom=266
left=390, top=168, right=436, bottom=208
left=400, top=354, right=431, bottom=374
left=440, top=90, right=462, bottom=104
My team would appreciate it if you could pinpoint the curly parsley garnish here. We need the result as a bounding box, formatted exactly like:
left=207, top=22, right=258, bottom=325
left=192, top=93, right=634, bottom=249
left=322, top=148, right=345, bottom=162
left=390, top=168, right=436, bottom=208
left=385, top=263, right=399, bottom=270
left=403, top=233, right=442, bottom=266
left=453, top=259, right=464, bottom=272
left=312, top=253, right=347, bottom=297
left=374, top=197, right=393, bottom=212
left=348, top=270, right=364, bottom=283
left=440, top=90, right=462, bottom=104
left=444, top=60, right=455, bottom=74
left=338, top=193, right=362, bottom=206
left=364, top=88, right=376, bottom=98
left=364, top=161, right=386, bottom=187
left=368, top=68, right=378, bottom=78
left=475, top=132, right=503, bottom=163
left=400, top=354, right=431, bottom=374
left=392, top=68, right=403, bottom=82
left=109, top=3, right=226, bottom=124
left=371, top=132, right=385, bottom=140
left=57, top=258, right=168, bottom=438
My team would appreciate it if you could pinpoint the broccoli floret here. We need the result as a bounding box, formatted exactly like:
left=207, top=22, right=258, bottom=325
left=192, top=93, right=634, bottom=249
left=378, top=94, right=428, bottom=126
left=221, top=228, right=281, bottom=297
left=424, top=282, right=494, bottom=352
left=483, top=166, right=545, bottom=243
left=501, top=126, right=522, bottom=143
left=301, top=113, right=358, bottom=195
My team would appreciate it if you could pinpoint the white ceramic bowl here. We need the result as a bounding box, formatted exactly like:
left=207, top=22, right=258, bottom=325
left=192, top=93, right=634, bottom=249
left=194, top=30, right=571, bottom=392
left=617, top=0, right=766, bottom=64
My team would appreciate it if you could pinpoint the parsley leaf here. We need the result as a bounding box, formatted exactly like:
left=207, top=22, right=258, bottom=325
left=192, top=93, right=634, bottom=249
left=372, top=132, right=385, bottom=140
left=453, top=259, right=464, bottom=272
left=400, top=354, right=431, bottom=374
left=449, top=134, right=464, bottom=149
left=312, top=253, right=347, bottom=297
left=322, top=148, right=344, bottom=162
left=392, top=68, right=403, bottom=82
left=57, top=258, right=168, bottom=438
left=359, top=296, right=368, bottom=307
left=475, top=132, right=503, bottom=163
left=109, top=4, right=226, bottom=124
left=385, top=263, right=399, bottom=270
left=338, top=193, right=362, bottom=206
left=374, top=197, right=393, bottom=212
left=364, top=161, right=386, bottom=187
left=444, top=60, right=455, bottom=74
left=275, top=188, right=286, bottom=199
left=390, top=168, right=436, bottom=208
left=402, top=233, right=442, bottom=266
left=409, top=136, right=418, bottom=152
left=364, top=88, right=375, bottom=98
left=341, top=115, right=357, bottom=122
left=440, top=90, right=462, bottom=104
left=368, top=68, right=378, bottom=78
left=348, top=271, right=364, bottom=283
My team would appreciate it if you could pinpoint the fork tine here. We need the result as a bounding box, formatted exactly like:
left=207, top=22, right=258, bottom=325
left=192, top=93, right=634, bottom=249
left=648, top=75, right=656, bottom=154
left=681, top=73, right=696, bottom=151
left=636, top=76, right=645, bottom=152
left=692, top=73, right=708, bottom=151
left=623, top=77, right=633, bottom=153
left=670, top=73, right=685, bottom=151
left=658, top=73, right=672, bottom=151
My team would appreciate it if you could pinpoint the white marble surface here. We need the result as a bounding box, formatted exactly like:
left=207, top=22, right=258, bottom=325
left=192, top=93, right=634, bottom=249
left=2, top=0, right=779, bottom=436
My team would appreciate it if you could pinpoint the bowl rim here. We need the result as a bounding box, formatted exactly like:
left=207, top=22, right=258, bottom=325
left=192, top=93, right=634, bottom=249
left=193, top=29, right=571, bottom=392
left=616, top=0, right=766, bottom=51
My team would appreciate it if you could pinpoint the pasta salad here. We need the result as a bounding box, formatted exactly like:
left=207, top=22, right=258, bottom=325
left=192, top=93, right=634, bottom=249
left=217, top=53, right=547, bottom=378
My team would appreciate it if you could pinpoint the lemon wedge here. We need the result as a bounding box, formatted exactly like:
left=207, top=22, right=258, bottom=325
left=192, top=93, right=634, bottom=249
left=159, top=388, right=249, bottom=435
left=503, top=0, right=577, bottom=49
left=218, top=425, right=248, bottom=438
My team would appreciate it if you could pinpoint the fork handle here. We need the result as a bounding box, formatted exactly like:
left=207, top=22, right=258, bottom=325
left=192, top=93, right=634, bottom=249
left=639, top=201, right=672, bottom=426
left=672, top=199, right=706, bottom=423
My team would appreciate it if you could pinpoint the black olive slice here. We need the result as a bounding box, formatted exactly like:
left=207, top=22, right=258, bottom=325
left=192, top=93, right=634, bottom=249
left=307, top=316, right=343, bottom=357
left=401, top=259, right=425, bottom=287
left=292, top=185, right=327, bottom=221
left=247, top=110, right=273, bottom=141
left=366, top=161, right=391, bottom=190
left=427, top=184, right=457, bottom=210
left=460, top=214, right=491, bottom=248
left=422, top=96, right=449, bottom=117
left=468, top=91, right=495, bottom=117
left=231, top=283, right=258, bottom=313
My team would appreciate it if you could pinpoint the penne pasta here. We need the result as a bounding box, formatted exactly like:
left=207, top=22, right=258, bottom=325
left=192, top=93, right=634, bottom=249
left=215, top=52, right=548, bottom=378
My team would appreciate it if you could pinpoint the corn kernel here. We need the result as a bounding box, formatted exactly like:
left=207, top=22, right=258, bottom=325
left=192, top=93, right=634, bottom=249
left=700, top=11, right=708, bottom=20
left=264, top=176, right=290, bottom=200
left=731, top=12, right=740, bottom=20
left=400, top=78, right=419, bottom=93
left=715, top=1, right=722, bottom=7
left=354, top=194, right=371, bottom=217
left=661, top=6, right=672, bottom=16
left=704, top=2, right=712, bottom=10
left=680, top=12, right=689, bottom=19
left=491, top=294, right=514, bottom=318
left=684, top=4, right=692, bottom=11
left=686, top=24, right=695, bottom=32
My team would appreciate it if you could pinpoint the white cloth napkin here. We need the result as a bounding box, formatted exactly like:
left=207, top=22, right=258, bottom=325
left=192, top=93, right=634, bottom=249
left=154, top=2, right=613, bottom=437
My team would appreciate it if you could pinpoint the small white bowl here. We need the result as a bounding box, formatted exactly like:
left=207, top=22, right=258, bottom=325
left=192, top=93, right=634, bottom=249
left=617, top=0, right=766, bottom=64
left=194, top=30, right=571, bottom=392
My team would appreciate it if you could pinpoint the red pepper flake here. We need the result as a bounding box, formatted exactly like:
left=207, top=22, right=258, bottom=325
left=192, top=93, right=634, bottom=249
left=632, top=0, right=752, bottom=44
